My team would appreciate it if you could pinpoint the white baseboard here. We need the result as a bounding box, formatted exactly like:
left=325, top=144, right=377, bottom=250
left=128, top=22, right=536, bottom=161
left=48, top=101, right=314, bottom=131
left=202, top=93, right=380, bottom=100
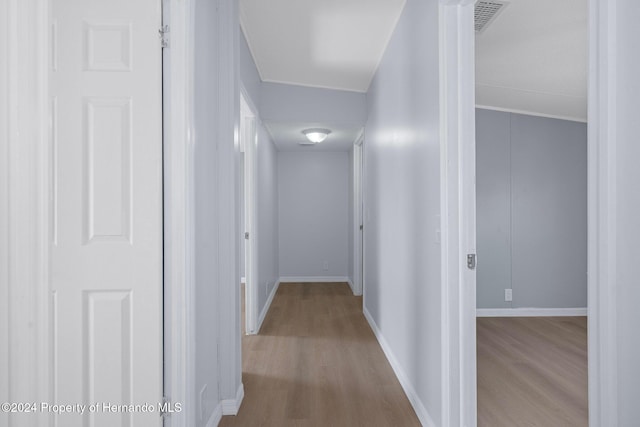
left=362, top=306, right=437, bottom=427
left=347, top=277, right=355, bottom=294
left=476, top=307, right=588, bottom=317
left=278, top=276, right=350, bottom=283
left=221, top=383, right=244, bottom=416
left=206, top=402, right=222, bottom=427
left=257, top=279, right=280, bottom=333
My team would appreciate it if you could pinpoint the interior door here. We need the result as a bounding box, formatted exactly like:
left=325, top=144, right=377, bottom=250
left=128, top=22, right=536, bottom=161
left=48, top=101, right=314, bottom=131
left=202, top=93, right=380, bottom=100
left=50, top=0, right=163, bottom=425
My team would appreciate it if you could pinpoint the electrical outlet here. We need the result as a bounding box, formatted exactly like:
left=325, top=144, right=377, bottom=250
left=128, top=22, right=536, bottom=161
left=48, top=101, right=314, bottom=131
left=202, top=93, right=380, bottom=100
left=505, top=288, right=513, bottom=302
left=323, top=261, right=329, bottom=271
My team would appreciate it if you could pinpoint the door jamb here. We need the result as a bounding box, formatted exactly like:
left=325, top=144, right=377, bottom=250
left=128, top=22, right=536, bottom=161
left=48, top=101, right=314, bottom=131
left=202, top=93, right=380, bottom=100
left=353, top=134, right=364, bottom=297
left=164, top=0, right=196, bottom=425
left=240, top=90, right=259, bottom=335
left=1, top=1, right=51, bottom=425
left=439, top=1, right=477, bottom=426
left=587, top=0, right=618, bottom=424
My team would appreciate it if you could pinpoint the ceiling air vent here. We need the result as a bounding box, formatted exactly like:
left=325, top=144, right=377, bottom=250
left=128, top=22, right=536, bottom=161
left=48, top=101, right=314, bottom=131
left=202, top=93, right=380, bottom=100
left=475, top=0, right=509, bottom=33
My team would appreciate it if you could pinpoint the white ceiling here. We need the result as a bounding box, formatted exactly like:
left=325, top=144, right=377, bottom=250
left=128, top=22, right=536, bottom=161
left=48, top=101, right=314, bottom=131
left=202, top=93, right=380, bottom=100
left=265, top=122, right=362, bottom=152
left=475, top=0, right=587, bottom=122
left=239, top=0, right=406, bottom=93
left=240, top=0, right=587, bottom=152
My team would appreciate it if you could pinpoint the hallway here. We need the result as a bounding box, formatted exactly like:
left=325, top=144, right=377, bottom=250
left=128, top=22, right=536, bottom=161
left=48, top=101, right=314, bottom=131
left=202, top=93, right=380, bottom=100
left=220, top=283, right=421, bottom=427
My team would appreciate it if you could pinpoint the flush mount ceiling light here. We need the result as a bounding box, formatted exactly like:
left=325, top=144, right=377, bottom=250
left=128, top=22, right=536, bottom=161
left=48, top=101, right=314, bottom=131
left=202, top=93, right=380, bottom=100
left=302, top=128, right=331, bottom=144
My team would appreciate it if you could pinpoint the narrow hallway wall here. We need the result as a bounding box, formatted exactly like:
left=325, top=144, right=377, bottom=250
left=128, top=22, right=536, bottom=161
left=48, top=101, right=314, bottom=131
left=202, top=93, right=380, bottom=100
left=363, top=0, right=442, bottom=424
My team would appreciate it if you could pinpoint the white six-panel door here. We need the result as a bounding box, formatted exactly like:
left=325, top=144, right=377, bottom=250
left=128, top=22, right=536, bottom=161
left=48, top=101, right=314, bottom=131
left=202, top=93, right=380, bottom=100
left=50, top=0, right=163, bottom=425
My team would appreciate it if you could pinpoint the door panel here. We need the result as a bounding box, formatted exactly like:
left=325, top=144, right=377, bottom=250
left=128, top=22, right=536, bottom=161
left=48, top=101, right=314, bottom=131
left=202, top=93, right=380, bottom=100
left=50, top=0, right=163, bottom=425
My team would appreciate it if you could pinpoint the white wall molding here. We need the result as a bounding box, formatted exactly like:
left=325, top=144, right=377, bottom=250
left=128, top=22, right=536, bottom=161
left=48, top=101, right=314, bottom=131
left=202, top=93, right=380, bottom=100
left=439, top=1, right=477, bottom=426
left=256, top=279, right=281, bottom=334
left=221, top=383, right=245, bottom=416
left=279, top=276, right=351, bottom=283
left=477, top=308, right=587, bottom=317
left=347, top=277, right=356, bottom=295
left=587, top=0, right=618, bottom=424
left=475, top=105, right=587, bottom=124
left=363, top=307, right=437, bottom=427
left=206, top=403, right=223, bottom=427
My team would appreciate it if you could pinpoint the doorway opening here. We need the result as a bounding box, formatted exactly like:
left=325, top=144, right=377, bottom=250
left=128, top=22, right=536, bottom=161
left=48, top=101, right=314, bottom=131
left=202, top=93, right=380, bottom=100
left=473, top=0, right=588, bottom=424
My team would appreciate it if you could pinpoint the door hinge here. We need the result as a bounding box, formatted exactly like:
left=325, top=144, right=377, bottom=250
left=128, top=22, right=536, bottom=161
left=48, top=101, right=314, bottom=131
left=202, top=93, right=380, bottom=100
left=159, top=25, right=170, bottom=48
left=244, top=232, right=249, bottom=240
left=467, top=254, right=476, bottom=270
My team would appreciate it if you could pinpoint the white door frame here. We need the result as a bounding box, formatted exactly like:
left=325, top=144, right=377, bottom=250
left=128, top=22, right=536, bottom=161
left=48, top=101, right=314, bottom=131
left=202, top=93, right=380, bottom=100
left=240, top=90, right=259, bottom=335
left=352, top=134, right=364, bottom=296
left=441, top=0, right=615, bottom=425
left=0, top=1, right=51, bottom=425
left=587, top=0, right=618, bottom=424
left=163, top=0, right=196, bottom=425
left=439, top=1, right=477, bottom=426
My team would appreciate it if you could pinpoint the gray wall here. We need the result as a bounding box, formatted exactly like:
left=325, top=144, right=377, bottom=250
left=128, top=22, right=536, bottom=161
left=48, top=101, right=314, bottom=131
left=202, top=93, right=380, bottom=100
left=256, top=123, right=279, bottom=312
left=363, top=0, right=442, bottom=423
left=260, top=82, right=367, bottom=125
left=239, top=30, right=261, bottom=109
left=476, top=109, right=587, bottom=309
left=616, top=1, right=640, bottom=422
left=278, top=151, right=350, bottom=278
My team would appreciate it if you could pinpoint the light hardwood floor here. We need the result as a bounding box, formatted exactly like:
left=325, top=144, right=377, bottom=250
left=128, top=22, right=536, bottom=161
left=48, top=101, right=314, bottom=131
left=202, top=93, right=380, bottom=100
left=219, top=282, right=421, bottom=427
left=477, top=316, right=588, bottom=427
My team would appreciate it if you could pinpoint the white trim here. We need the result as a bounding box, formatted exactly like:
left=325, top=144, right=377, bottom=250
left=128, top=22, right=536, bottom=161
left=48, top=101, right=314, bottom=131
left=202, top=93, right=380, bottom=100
left=279, top=276, right=351, bottom=283
left=477, top=308, right=588, bottom=317
left=260, top=77, right=367, bottom=94
left=363, top=307, right=437, bottom=427
left=240, top=276, right=246, bottom=284
left=221, top=383, right=245, bottom=416
left=164, top=0, right=197, bottom=425
left=2, top=1, right=51, bottom=424
left=352, top=138, right=364, bottom=297
left=239, top=82, right=260, bottom=125
left=347, top=277, right=356, bottom=295
left=216, top=0, right=242, bottom=405
left=256, top=279, right=281, bottom=334
left=475, top=105, right=587, bottom=124
left=206, top=403, right=223, bottom=427
left=241, top=94, right=259, bottom=335
left=588, top=0, right=618, bottom=424
left=439, top=1, right=477, bottom=426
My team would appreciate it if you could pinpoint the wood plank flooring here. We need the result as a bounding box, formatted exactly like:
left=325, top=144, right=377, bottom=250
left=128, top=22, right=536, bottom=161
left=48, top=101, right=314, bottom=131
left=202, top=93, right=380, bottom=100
left=477, top=316, right=588, bottom=427
left=219, top=282, right=421, bottom=427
